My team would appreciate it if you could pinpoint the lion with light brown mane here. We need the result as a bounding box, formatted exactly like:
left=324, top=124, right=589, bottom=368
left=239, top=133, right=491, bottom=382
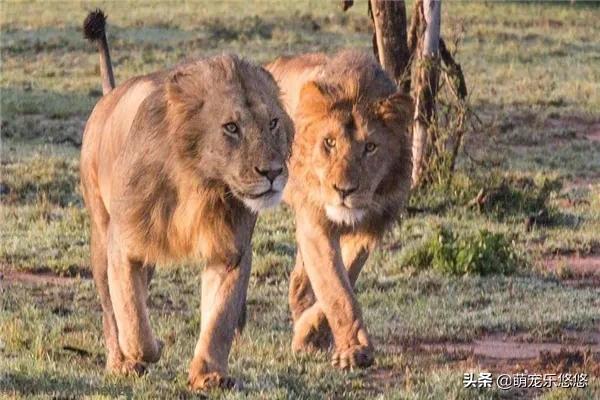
left=266, top=50, right=413, bottom=369
left=80, top=10, right=293, bottom=390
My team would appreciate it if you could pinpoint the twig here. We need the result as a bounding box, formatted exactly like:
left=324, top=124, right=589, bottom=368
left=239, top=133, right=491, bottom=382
left=62, top=345, right=92, bottom=357
left=439, top=37, right=467, bottom=99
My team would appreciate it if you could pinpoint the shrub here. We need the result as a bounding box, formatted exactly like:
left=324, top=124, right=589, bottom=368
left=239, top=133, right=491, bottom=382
left=400, top=226, right=519, bottom=276
left=475, top=176, right=561, bottom=220
left=410, top=173, right=562, bottom=224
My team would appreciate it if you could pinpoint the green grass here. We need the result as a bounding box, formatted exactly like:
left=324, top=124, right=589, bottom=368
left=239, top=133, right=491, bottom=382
left=1, top=1, right=600, bottom=398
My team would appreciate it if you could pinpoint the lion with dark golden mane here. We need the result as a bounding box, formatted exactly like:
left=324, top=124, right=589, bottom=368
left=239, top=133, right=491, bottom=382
left=267, top=50, right=413, bottom=369
left=80, top=10, right=293, bottom=390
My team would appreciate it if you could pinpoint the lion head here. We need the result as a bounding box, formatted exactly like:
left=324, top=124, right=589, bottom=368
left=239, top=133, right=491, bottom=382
left=288, top=51, right=413, bottom=226
left=165, top=55, right=294, bottom=212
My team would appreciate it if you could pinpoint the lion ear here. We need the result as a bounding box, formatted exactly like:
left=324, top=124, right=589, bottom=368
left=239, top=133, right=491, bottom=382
left=299, top=81, right=331, bottom=110
left=376, top=92, right=414, bottom=129
left=166, top=69, right=204, bottom=113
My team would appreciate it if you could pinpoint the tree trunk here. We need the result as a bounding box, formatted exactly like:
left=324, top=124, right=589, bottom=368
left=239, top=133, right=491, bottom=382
left=369, top=0, right=411, bottom=94
left=411, top=0, right=441, bottom=187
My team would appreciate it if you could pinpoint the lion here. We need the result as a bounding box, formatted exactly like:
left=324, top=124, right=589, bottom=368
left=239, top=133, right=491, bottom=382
left=80, top=10, right=293, bottom=390
left=266, top=50, right=413, bottom=369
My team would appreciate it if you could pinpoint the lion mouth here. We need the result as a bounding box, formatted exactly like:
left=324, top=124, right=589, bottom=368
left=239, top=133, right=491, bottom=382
left=238, top=188, right=283, bottom=213
left=243, top=188, right=279, bottom=199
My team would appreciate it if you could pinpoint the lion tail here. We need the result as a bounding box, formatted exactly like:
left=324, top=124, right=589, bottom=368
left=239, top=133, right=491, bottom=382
left=83, top=9, right=115, bottom=95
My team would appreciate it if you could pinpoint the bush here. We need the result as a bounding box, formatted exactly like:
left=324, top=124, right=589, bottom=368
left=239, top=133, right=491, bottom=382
left=410, top=173, right=562, bottom=224
left=400, top=226, right=519, bottom=276
left=475, top=176, right=561, bottom=220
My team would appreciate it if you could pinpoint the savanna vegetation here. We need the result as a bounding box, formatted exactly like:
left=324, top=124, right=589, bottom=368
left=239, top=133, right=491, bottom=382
left=1, top=1, right=599, bottom=398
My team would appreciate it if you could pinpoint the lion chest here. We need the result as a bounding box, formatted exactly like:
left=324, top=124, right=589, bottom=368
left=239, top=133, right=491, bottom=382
left=161, top=188, right=225, bottom=260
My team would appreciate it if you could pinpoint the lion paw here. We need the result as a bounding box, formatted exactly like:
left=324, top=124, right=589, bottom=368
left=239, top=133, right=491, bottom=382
left=188, top=371, right=237, bottom=391
left=291, top=324, right=332, bottom=353
left=331, top=344, right=374, bottom=370
left=118, top=359, right=148, bottom=376
left=291, top=309, right=332, bottom=353
left=104, top=339, right=163, bottom=376
left=105, top=352, right=124, bottom=373
left=105, top=355, right=148, bottom=376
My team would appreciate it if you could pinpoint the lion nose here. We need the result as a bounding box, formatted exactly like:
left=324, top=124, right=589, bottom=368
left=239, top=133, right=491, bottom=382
left=333, top=183, right=358, bottom=199
left=255, top=166, right=283, bottom=183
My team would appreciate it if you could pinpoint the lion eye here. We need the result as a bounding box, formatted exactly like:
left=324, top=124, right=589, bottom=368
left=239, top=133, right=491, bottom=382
left=365, top=142, right=377, bottom=154
left=269, top=118, right=279, bottom=130
left=223, top=122, right=239, bottom=137
left=324, top=137, right=336, bottom=149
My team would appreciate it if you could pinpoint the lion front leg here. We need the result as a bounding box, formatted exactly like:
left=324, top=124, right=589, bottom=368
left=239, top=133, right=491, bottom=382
left=106, top=228, right=163, bottom=374
left=188, top=248, right=251, bottom=391
left=292, top=212, right=374, bottom=369
left=292, top=231, right=375, bottom=354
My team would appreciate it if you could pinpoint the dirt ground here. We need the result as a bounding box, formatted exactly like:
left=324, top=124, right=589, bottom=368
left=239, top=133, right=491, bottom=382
left=4, top=266, right=599, bottom=378
left=0, top=269, right=80, bottom=287
left=544, top=255, right=600, bottom=288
